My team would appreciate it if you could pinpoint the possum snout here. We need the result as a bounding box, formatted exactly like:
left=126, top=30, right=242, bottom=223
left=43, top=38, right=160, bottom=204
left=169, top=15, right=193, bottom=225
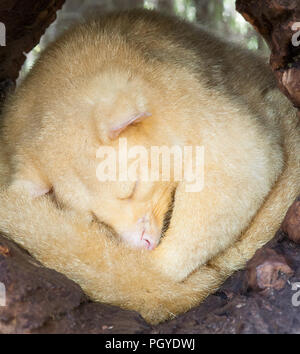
left=120, top=228, right=159, bottom=250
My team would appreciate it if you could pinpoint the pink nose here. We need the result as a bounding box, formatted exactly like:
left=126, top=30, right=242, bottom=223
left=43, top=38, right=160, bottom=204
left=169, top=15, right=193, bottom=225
left=141, top=231, right=157, bottom=250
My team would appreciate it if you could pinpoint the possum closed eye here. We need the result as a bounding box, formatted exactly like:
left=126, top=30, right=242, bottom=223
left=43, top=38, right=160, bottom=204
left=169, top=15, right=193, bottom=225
left=0, top=7, right=299, bottom=293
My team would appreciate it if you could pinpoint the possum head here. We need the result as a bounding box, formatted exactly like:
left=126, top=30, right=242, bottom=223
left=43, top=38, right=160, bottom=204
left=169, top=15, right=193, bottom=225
left=13, top=71, right=176, bottom=250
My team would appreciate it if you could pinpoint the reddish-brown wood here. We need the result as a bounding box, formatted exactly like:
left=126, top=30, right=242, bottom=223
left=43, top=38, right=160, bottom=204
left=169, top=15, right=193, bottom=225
left=236, top=0, right=300, bottom=108
left=0, top=0, right=65, bottom=86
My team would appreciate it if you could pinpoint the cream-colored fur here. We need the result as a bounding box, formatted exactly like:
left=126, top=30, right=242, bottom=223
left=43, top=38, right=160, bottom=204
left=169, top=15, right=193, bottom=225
left=0, top=9, right=299, bottom=323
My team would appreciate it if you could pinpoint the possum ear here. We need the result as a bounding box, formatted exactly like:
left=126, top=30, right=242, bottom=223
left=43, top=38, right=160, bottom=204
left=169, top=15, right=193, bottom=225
left=108, top=112, right=151, bottom=140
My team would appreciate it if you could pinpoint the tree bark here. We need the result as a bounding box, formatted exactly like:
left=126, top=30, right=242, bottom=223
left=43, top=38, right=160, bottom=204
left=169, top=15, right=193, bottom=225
left=0, top=0, right=65, bottom=108
left=236, top=0, right=300, bottom=108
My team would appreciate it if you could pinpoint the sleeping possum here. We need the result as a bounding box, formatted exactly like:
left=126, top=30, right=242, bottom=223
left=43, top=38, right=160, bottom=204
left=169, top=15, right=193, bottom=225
left=0, top=9, right=299, bottom=322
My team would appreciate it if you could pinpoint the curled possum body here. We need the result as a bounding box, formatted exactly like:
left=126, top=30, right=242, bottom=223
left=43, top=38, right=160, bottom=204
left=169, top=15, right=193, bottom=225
left=0, top=9, right=299, bottom=324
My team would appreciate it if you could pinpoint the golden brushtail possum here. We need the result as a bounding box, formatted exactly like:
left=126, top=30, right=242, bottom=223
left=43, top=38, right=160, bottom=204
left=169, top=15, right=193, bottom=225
left=0, top=9, right=299, bottom=323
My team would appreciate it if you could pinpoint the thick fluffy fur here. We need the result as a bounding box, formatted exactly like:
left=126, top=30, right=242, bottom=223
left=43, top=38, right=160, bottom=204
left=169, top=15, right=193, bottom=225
left=0, top=10, right=299, bottom=323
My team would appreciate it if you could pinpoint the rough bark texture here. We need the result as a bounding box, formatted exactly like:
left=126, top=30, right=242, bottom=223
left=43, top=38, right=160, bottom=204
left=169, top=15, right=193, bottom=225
left=1, top=229, right=300, bottom=334
left=236, top=0, right=300, bottom=108
left=0, top=0, right=66, bottom=107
